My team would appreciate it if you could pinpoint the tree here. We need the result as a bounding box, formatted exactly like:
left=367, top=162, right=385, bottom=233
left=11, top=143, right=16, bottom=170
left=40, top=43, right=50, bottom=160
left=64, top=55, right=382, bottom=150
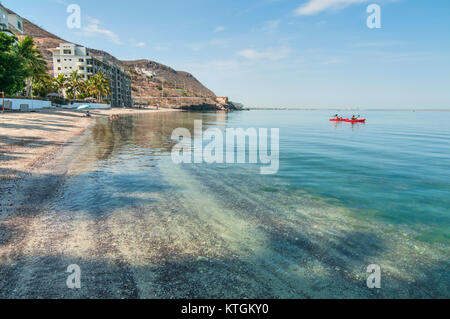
left=95, top=72, right=111, bottom=102
left=77, top=80, right=90, bottom=100
left=13, top=36, right=48, bottom=98
left=88, top=72, right=111, bottom=102
left=54, top=74, right=67, bottom=97
left=0, top=33, right=27, bottom=95
left=66, top=70, right=83, bottom=99
left=33, top=74, right=58, bottom=98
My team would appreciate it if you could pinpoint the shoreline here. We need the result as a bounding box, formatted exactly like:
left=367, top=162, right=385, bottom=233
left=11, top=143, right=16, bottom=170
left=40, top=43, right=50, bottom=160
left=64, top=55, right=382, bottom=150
left=0, top=108, right=178, bottom=216
left=0, top=108, right=178, bottom=181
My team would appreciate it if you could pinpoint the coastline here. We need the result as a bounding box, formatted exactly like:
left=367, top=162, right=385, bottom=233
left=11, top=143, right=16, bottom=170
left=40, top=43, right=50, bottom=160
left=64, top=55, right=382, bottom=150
left=0, top=108, right=178, bottom=222
left=0, top=108, right=179, bottom=181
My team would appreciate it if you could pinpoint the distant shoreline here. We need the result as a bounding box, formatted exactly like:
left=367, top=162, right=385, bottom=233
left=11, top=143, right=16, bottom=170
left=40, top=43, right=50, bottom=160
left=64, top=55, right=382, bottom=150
left=248, top=108, right=450, bottom=112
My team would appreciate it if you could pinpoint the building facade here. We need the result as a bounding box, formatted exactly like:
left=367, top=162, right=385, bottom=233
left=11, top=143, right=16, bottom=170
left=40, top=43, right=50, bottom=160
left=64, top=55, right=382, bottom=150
left=51, top=43, right=132, bottom=107
left=0, top=7, right=7, bottom=32
left=0, top=7, right=24, bottom=36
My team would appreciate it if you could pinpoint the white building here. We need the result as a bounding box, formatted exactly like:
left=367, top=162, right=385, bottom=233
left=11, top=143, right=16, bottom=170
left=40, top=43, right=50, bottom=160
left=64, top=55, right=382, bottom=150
left=51, top=43, right=90, bottom=77
left=0, top=7, right=23, bottom=36
left=51, top=43, right=132, bottom=107
left=0, top=7, right=7, bottom=31
left=7, top=13, right=23, bottom=34
left=141, top=69, right=155, bottom=78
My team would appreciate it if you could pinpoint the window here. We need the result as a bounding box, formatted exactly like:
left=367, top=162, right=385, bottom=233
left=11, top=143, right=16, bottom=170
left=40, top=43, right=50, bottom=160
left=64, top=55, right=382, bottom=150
left=58, top=67, right=61, bottom=70
left=17, top=21, right=22, bottom=31
left=79, top=58, right=84, bottom=62
left=79, top=66, right=84, bottom=70
left=57, top=59, right=61, bottom=63
left=63, top=50, right=72, bottom=54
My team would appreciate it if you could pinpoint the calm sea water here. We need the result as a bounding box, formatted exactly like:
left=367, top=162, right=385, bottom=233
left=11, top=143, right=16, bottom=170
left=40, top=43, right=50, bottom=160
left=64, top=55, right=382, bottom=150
left=234, top=110, right=450, bottom=243
left=48, top=110, right=449, bottom=298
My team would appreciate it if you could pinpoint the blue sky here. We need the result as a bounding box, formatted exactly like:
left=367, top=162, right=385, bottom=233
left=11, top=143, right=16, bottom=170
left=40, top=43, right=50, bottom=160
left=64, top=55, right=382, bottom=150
left=3, top=0, right=450, bottom=108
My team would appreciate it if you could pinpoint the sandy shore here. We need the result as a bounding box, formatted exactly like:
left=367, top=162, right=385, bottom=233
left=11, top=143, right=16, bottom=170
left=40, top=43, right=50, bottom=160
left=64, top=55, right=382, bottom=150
left=0, top=107, right=185, bottom=298
left=0, top=108, right=177, bottom=181
left=0, top=107, right=178, bottom=237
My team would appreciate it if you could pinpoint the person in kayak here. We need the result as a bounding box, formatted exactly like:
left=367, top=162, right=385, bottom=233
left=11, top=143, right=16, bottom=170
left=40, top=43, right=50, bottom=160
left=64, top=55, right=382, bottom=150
left=333, top=114, right=342, bottom=120
left=351, top=115, right=359, bottom=120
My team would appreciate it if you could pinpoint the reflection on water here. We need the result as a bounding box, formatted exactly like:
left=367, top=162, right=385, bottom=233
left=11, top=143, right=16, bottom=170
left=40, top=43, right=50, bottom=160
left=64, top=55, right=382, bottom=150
left=1, top=110, right=448, bottom=299
left=88, top=112, right=229, bottom=161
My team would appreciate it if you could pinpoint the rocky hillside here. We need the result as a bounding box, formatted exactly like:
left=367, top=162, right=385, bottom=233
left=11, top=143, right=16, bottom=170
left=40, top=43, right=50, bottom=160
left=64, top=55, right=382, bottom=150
left=2, top=4, right=226, bottom=109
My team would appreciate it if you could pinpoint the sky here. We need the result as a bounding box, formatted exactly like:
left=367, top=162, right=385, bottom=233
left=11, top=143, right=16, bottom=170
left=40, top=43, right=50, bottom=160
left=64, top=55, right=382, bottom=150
left=3, top=0, right=450, bottom=108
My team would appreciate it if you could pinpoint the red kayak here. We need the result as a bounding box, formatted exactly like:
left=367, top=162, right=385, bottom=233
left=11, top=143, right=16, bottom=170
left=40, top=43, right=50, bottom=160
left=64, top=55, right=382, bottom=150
left=345, top=119, right=366, bottom=123
left=330, top=118, right=347, bottom=122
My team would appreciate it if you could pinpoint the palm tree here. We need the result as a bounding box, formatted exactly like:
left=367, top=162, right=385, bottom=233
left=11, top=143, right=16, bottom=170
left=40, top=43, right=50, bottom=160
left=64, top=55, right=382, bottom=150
left=85, top=76, right=97, bottom=100
left=32, top=74, right=58, bottom=98
left=89, top=72, right=111, bottom=102
left=67, top=70, right=83, bottom=99
left=77, top=80, right=90, bottom=100
left=54, top=74, right=67, bottom=97
left=13, top=36, right=48, bottom=98
left=97, top=72, right=111, bottom=102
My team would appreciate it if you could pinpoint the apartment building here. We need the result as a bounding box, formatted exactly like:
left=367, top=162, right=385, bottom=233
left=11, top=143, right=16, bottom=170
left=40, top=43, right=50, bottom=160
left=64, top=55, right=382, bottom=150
left=0, top=7, right=7, bottom=32
left=51, top=43, right=132, bottom=107
left=0, top=7, right=24, bottom=36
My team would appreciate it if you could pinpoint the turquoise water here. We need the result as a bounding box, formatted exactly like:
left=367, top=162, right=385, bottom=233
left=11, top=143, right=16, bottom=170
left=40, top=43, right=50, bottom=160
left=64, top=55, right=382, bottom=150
left=17, top=110, right=449, bottom=298
left=224, top=110, right=450, bottom=244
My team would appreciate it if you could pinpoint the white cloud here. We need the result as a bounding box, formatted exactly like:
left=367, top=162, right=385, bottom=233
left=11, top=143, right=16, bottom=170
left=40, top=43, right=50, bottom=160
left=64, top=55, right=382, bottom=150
left=237, top=47, right=292, bottom=60
left=81, top=17, right=122, bottom=45
left=136, top=42, right=146, bottom=47
left=294, top=0, right=369, bottom=16
left=263, top=20, right=280, bottom=34
left=214, top=26, right=225, bottom=33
